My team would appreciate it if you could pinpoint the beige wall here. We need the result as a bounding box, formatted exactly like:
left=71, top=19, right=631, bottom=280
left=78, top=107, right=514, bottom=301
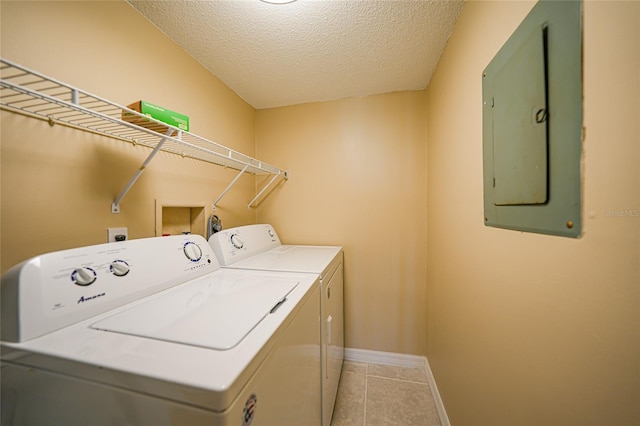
left=1, top=1, right=258, bottom=273
left=255, top=93, right=428, bottom=355
left=426, top=1, right=639, bottom=425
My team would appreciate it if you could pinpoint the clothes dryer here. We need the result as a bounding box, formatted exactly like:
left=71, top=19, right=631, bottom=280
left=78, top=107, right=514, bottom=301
left=209, top=224, right=344, bottom=426
left=1, top=235, right=321, bottom=426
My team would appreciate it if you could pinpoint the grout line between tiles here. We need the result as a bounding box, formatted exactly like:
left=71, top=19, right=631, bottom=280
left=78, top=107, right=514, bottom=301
left=366, top=374, right=431, bottom=386
left=363, top=362, right=368, bottom=426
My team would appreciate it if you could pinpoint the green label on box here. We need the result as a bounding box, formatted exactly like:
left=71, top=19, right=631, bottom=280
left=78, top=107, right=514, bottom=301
left=140, top=101, right=189, bottom=132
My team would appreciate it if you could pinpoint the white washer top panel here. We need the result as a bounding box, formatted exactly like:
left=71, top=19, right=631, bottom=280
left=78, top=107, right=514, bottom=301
left=91, top=274, right=297, bottom=350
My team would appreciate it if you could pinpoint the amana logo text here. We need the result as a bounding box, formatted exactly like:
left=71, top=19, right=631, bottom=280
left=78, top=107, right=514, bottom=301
left=77, top=293, right=106, bottom=304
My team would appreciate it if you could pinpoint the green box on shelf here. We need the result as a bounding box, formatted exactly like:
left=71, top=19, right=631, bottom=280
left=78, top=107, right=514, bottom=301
left=122, top=100, right=189, bottom=135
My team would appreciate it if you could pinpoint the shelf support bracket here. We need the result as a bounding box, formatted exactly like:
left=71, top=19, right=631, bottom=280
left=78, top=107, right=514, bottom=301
left=211, top=164, right=250, bottom=211
left=111, top=127, right=174, bottom=213
left=248, top=173, right=282, bottom=209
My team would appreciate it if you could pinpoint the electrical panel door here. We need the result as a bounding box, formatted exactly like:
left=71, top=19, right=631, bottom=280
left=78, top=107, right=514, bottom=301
left=482, top=0, right=582, bottom=237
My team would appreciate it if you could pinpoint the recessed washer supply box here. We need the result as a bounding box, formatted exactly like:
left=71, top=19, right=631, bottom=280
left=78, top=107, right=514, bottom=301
left=122, top=100, right=189, bottom=135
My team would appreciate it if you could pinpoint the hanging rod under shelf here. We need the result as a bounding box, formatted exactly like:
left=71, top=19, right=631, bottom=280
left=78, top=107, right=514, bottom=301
left=0, top=58, right=288, bottom=213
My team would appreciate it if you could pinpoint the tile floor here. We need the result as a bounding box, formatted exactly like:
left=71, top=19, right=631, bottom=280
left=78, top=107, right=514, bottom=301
left=330, top=360, right=442, bottom=426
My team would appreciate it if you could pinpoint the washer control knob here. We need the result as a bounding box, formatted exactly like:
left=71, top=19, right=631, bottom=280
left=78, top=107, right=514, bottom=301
left=183, top=241, right=203, bottom=262
left=268, top=229, right=275, bottom=238
left=72, top=267, right=97, bottom=286
left=230, top=233, right=244, bottom=250
left=110, top=260, right=130, bottom=277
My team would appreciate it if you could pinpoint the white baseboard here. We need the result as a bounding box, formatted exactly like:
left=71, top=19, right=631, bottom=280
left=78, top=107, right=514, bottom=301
left=423, top=356, right=450, bottom=426
left=344, top=348, right=450, bottom=426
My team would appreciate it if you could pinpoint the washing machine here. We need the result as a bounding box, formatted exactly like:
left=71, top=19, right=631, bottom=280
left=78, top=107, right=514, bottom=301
left=1, top=234, right=321, bottom=426
left=208, top=224, right=343, bottom=426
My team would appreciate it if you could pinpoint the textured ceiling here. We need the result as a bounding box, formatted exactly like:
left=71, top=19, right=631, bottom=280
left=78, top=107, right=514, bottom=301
left=127, top=0, right=464, bottom=109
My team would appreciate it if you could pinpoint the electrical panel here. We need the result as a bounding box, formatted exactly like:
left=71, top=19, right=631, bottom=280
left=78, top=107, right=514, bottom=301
left=482, top=0, right=582, bottom=237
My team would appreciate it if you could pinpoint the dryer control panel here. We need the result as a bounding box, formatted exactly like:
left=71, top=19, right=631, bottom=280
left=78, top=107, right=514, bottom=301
left=209, top=224, right=281, bottom=266
left=1, top=235, right=219, bottom=343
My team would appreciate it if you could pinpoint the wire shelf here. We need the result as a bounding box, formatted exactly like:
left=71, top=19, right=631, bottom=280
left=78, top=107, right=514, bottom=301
left=0, top=58, right=287, bottom=212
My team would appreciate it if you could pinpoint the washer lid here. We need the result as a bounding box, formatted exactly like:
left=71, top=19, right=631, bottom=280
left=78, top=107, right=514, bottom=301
left=90, top=274, right=298, bottom=350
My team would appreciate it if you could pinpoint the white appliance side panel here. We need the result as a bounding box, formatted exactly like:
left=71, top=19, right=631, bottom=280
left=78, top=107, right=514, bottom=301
left=237, top=284, right=322, bottom=426
left=321, top=262, right=344, bottom=426
left=1, top=363, right=220, bottom=426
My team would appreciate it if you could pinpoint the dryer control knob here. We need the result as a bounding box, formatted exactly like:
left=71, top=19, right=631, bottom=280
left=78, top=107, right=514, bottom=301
left=230, top=234, right=244, bottom=250
left=183, top=241, right=203, bottom=262
left=110, top=260, right=130, bottom=276
left=72, top=267, right=97, bottom=286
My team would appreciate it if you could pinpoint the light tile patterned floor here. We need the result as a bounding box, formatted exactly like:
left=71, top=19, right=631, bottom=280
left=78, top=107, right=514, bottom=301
left=331, top=361, right=442, bottom=426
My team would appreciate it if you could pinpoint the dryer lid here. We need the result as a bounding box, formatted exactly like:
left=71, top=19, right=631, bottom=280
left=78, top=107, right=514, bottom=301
left=90, top=274, right=298, bottom=350
left=232, top=245, right=341, bottom=275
